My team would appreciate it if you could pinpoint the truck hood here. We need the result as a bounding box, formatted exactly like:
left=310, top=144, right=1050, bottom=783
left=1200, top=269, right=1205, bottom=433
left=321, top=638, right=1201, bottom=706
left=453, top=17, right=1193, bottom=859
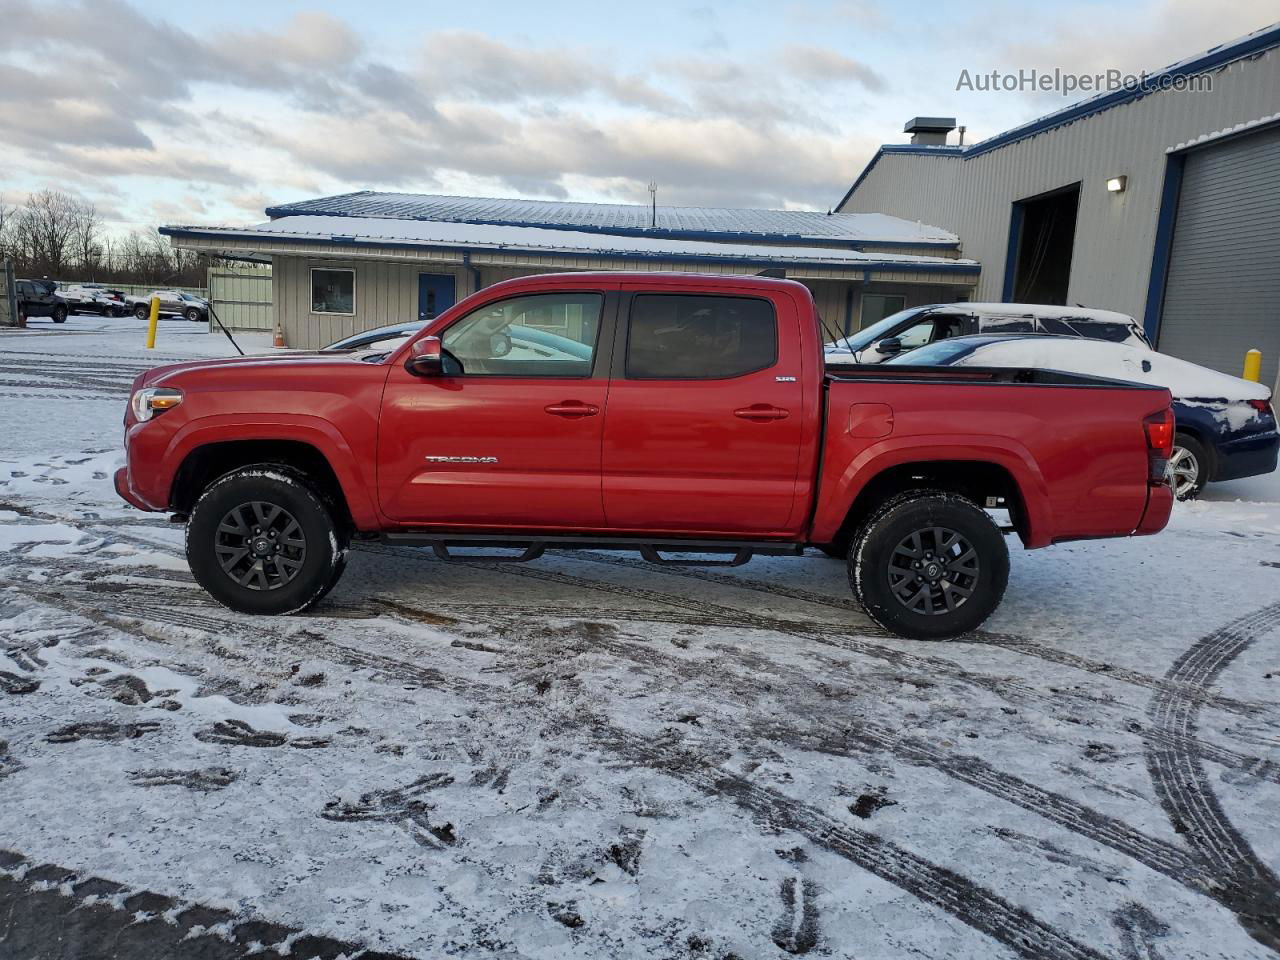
left=137, top=351, right=366, bottom=388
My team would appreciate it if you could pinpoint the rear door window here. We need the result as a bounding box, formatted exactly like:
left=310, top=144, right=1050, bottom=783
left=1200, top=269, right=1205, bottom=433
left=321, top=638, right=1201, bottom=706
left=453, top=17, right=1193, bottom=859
left=626, top=294, right=776, bottom=379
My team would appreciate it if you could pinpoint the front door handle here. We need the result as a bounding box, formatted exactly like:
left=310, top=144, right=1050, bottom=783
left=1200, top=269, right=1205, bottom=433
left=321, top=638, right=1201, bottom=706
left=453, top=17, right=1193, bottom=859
left=734, top=404, right=789, bottom=422
left=545, top=400, right=599, bottom=418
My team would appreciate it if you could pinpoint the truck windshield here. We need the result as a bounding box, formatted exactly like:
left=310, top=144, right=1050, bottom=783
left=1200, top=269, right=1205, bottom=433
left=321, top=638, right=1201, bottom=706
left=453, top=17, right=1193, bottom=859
left=832, top=307, right=929, bottom=352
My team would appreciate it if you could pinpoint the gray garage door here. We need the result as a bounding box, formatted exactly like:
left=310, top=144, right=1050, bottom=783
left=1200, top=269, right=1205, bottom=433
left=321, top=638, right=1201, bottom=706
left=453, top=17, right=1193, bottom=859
left=1158, top=124, right=1280, bottom=390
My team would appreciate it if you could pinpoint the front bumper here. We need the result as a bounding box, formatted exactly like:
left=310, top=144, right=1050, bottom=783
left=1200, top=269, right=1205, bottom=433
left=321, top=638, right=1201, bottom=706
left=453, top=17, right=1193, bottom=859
left=114, top=466, right=158, bottom=512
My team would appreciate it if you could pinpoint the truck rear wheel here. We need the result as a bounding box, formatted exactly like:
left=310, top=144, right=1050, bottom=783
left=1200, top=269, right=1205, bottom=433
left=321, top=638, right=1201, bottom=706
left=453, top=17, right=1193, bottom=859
left=186, top=467, right=346, bottom=616
left=850, top=491, right=1008, bottom=640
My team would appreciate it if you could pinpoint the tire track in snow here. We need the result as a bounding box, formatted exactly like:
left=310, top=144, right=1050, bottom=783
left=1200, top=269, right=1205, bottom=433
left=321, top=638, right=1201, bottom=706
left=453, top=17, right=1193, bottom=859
left=594, top=725, right=1112, bottom=960
left=361, top=543, right=1280, bottom=787
left=575, top=552, right=1267, bottom=719
left=5, top=556, right=1115, bottom=959
left=7, top=524, right=1278, bottom=955
left=1144, top=600, right=1280, bottom=950
left=0, top=849, right=411, bottom=960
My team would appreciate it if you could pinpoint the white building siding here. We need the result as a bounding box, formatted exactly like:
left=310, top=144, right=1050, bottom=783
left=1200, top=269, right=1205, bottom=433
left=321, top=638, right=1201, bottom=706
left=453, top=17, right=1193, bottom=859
left=839, top=45, right=1280, bottom=318
left=274, top=258, right=476, bottom=348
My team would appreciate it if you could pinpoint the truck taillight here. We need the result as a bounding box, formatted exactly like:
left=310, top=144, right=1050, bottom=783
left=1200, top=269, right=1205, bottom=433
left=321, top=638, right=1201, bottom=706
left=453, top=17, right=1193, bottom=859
left=1144, top=408, right=1174, bottom=483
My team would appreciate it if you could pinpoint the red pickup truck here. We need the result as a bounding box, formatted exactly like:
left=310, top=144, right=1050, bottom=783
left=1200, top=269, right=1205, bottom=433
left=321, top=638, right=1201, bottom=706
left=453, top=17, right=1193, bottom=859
left=116, top=273, right=1174, bottom=639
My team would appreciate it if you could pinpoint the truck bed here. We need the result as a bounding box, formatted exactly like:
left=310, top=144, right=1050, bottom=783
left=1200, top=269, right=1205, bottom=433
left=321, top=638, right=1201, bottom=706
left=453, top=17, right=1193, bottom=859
left=812, top=365, right=1173, bottom=548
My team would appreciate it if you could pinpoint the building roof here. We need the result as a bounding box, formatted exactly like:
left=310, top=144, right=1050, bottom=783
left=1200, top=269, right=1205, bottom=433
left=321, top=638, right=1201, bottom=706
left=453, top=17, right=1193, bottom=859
left=838, top=21, right=1280, bottom=209
left=263, top=191, right=959, bottom=248
left=161, top=215, right=980, bottom=275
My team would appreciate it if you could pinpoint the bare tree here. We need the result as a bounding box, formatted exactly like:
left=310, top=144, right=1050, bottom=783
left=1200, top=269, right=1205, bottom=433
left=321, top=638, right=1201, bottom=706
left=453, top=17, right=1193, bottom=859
left=16, top=190, right=79, bottom=276
left=1, top=191, right=214, bottom=287
left=0, top=201, right=14, bottom=263
left=70, top=198, right=102, bottom=278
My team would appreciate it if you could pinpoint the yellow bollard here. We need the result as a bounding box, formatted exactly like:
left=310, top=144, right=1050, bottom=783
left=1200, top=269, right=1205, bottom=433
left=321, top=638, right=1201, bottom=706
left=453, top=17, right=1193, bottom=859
left=145, top=296, right=159, bottom=350
left=1243, top=349, right=1262, bottom=382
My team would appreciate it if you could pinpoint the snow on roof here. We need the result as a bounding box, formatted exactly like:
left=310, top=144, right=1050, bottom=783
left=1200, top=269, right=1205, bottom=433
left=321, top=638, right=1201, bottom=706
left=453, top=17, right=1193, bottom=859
left=263, top=191, right=960, bottom=246
left=1168, top=111, right=1280, bottom=152
left=163, top=215, right=979, bottom=271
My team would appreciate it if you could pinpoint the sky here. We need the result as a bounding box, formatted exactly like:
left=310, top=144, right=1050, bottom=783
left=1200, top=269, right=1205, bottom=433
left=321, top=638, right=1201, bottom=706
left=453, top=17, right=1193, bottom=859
left=1, top=0, right=1277, bottom=237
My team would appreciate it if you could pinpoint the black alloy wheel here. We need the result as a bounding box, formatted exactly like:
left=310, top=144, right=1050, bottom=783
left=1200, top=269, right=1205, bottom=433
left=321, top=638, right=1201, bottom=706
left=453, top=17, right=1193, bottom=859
left=215, top=501, right=307, bottom=591
left=885, top=525, right=979, bottom=615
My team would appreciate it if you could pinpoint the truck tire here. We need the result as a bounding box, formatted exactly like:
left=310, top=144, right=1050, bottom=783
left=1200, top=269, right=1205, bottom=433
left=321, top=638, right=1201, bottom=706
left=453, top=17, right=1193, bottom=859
left=186, top=467, right=346, bottom=616
left=850, top=490, right=1008, bottom=640
left=1170, top=432, right=1210, bottom=501
left=185, top=307, right=202, bottom=323
left=134, top=304, right=148, bottom=320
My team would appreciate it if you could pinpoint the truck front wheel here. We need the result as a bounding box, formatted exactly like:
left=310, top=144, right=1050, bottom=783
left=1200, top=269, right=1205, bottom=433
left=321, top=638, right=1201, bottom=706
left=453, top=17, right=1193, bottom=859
left=186, top=467, right=346, bottom=615
left=850, top=491, right=1008, bottom=640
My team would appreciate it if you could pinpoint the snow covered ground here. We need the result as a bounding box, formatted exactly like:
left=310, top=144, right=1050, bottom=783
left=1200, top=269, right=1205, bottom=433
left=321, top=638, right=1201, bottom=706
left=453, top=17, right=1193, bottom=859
left=2, top=313, right=1279, bottom=960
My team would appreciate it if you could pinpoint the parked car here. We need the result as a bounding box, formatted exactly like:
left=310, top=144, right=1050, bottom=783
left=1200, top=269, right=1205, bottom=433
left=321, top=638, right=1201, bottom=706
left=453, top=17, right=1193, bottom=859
left=825, top=302, right=1151, bottom=365
left=15, top=279, right=68, bottom=323
left=886, top=334, right=1278, bottom=499
left=323, top=319, right=593, bottom=361
left=58, top=283, right=127, bottom=317
left=116, top=273, right=1175, bottom=640
left=127, top=290, right=209, bottom=322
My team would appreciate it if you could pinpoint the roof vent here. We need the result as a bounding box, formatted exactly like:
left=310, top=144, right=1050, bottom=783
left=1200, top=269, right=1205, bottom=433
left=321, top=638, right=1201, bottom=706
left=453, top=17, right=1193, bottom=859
left=904, top=117, right=956, bottom=146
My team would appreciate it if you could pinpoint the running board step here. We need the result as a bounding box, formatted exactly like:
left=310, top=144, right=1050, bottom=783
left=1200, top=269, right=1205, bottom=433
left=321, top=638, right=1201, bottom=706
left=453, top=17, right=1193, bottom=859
left=639, top=546, right=752, bottom=567
left=431, top=542, right=545, bottom=563
left=380, top=532, right=802, bottom=565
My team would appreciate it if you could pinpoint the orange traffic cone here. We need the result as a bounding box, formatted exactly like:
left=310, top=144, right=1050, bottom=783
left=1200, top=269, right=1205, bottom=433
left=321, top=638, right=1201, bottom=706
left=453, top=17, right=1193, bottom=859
left=273, top=322, right=286, bottom=348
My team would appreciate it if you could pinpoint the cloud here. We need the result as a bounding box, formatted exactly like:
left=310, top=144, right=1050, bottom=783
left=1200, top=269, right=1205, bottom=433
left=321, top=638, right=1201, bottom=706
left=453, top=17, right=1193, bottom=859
left=0, top=0, right=899, bottom=223
left=52, top=147, right=247, bottom=187
left=989, top=0, right=1279, bottom=103
left=779, top=45, right=887, bottom=92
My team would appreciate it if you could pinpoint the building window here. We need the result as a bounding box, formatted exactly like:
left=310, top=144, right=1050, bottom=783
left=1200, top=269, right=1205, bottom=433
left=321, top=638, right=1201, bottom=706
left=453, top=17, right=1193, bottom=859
left=626, top=294, right=777, bottom=379
left=860, top=294, right=906, bottom=329
left=311, top=268, right=354, bottom=315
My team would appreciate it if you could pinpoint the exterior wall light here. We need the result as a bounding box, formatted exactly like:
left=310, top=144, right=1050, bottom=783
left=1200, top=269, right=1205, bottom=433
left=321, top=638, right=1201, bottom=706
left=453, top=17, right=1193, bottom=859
left=1106, top=175, right=1128, bottom=193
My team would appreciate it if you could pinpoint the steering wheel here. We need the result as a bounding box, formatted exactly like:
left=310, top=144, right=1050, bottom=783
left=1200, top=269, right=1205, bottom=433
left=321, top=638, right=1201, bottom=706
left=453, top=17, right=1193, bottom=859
left=490, top=332, right=513, bottom=358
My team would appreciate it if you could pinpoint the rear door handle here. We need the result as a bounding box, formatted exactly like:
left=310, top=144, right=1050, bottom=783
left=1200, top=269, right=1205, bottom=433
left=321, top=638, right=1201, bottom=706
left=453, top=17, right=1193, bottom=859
left=544, top=400, right=599, bottom=418
left=734, top=404, right=789, bottom=422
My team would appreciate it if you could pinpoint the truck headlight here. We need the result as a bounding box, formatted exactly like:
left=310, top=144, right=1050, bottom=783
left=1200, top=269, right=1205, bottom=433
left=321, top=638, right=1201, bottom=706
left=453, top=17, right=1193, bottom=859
left=130, top=387, right=183, bottom=422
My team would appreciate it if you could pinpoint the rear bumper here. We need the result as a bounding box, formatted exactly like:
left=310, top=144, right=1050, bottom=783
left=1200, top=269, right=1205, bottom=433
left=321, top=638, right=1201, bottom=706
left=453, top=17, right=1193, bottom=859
left=1213, top=431, right=1279, bottom=482
left=1134, top=483, right=1173, bottom=537
left=114, top=466, right=160, bottom=512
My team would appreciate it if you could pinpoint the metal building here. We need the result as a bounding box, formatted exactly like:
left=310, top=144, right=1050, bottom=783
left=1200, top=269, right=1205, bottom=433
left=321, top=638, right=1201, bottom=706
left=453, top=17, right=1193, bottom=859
left=837, top=24, right=1280, bottom=385
left=164, top=195, right=977, bottom=349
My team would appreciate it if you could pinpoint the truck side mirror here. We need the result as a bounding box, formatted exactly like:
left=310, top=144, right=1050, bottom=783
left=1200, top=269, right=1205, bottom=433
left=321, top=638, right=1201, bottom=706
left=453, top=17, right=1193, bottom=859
left=877, top=336, right=903, bottom=356
left=406, top=335, right=444, bottom=377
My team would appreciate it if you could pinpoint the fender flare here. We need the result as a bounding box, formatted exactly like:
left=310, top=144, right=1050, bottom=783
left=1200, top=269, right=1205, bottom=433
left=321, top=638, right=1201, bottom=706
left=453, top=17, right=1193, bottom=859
left=813, top=434, right=1054, bottom=548
left=163, top=414, right=383, bottom=530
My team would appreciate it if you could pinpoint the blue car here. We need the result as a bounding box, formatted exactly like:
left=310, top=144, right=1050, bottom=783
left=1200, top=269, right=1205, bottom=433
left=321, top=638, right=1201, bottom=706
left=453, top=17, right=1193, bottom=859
left=886, top=334, right=1279, bottom=500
